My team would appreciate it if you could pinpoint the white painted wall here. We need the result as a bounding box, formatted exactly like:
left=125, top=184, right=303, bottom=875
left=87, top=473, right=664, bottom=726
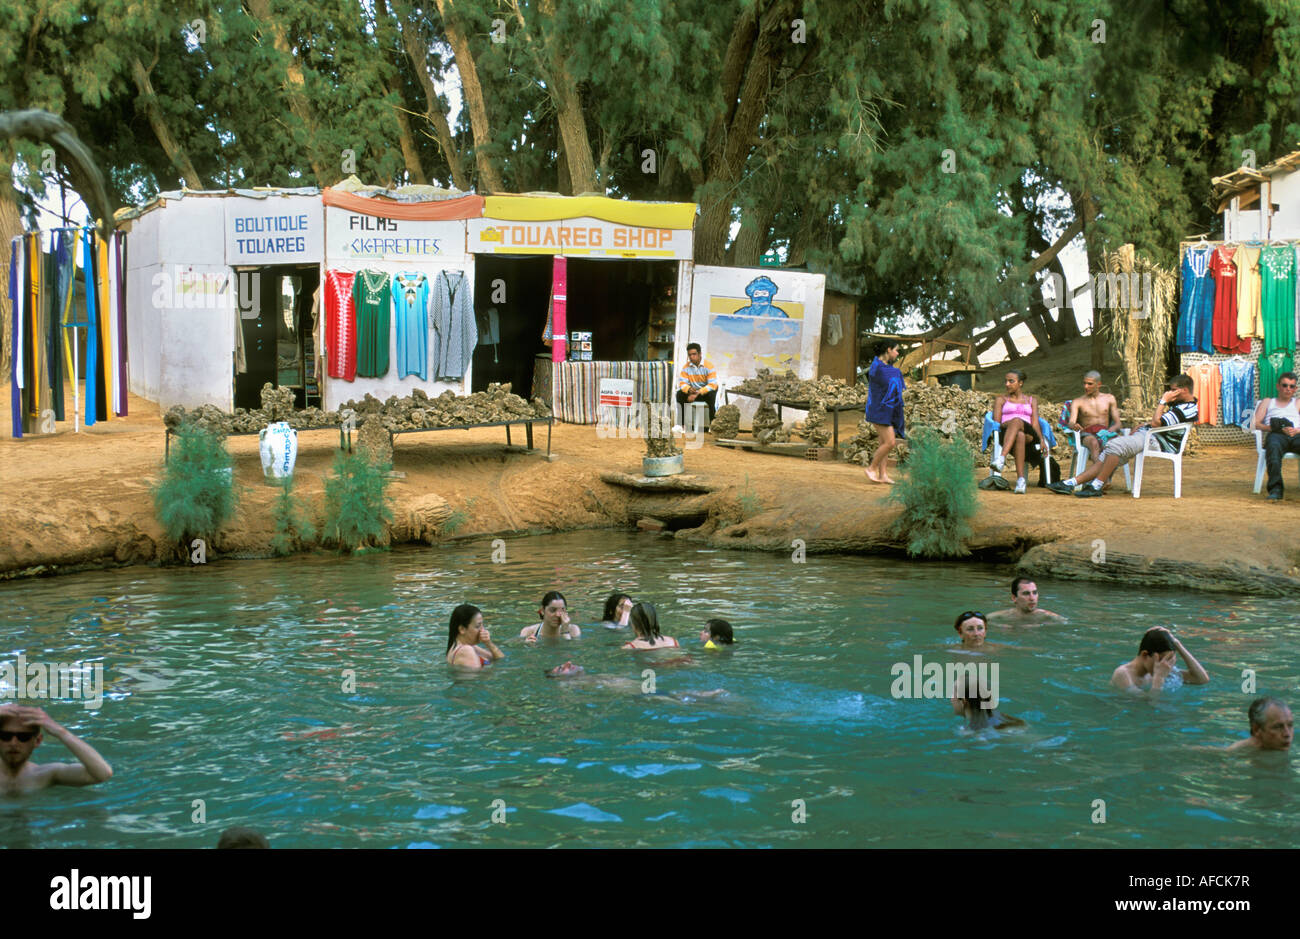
left=124, top=208, right=161, bottom=403
left=1268, top=170, right=1300, bottom=238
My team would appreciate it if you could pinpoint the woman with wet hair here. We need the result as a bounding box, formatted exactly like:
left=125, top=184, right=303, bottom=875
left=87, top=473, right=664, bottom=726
left=520, top=591, right=581, bottom=641
left=600, top=593, right=633, bottom=629
left=446, top=604, right=503, bottom=668
left=621, top=601, right=679, bottom=650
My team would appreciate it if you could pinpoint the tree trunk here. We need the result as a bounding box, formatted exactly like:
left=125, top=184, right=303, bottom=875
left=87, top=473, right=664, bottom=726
left=730, top=202, right=774, bottom=267
left=129, top=58, right=202, bottom=189
left=694, top=0, right=795, bottom=264
left=433, top=0, right=505, bottom=193
left=376, top=0, right=428, bottom=185
left=396, top=1, right=469, bottom=190
left=246, top=0, right=332, bottom=186
left=1117, top=244, right=1142, bottom=407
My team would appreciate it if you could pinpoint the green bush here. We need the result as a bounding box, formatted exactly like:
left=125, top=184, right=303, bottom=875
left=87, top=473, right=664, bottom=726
left=269, top=477, right=317, bottom=557
left=736, top=474, right=762, bottom=520
left=441, top=509, right=469, bottom=536
left=152, top=425, right=237, bottom=550
left=885, top=426, right=977, bottom=558
left=321, top=449, right=393, bottom=552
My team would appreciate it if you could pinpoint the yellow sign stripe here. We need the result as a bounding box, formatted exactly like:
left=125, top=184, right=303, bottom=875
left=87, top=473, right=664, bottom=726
left=483, top=195, right=696, bottom=230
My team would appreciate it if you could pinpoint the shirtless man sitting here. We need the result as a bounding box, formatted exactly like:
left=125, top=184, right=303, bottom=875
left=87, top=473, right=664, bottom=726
left=0, top=705, right=113, bottom=796
left=986, top=578, right=1065, bottom=626
left=1066, top=371, right=1121, bottom=466
left=1111, top=626, right=1209, bottom=693
left=1226, top=697, right=1292, bottom=753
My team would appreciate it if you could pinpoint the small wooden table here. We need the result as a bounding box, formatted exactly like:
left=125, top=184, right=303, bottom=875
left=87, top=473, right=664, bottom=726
left=722, top=389, right=864, bottom=454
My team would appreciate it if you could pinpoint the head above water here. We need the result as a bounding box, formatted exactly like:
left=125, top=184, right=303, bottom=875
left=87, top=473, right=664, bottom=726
left=217, top=827, right=270, bottom=849
left=1247, top=697, right=1293, bottom=750
left=1010, top=577, right=1038, bottom=611
left=0, top=709, right=41, bottom=770
left=538, top=591, right=568, bottom=626
left=603, top=593, right=633, bottom=622
left=953, top=611, right=987, bottom=646
left=546, top=661, right=585, bottom=679
left=629, top=602, right=663, bottom=642
left=705, top=618, right=734, bottom=644
left=1137, top=627, right=1176, bottom=657
left=446, top=603, right=483, bottom=652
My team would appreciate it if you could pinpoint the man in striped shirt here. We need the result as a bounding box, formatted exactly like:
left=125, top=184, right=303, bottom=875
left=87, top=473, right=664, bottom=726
left=676, top=343, right=718, bottom=419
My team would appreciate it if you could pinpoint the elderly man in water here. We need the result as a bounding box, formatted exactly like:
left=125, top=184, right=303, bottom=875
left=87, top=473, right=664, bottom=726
left=986, top=578, right=1065, bottom=626
left=0, top=704, right=113, bottom=796
left=1227, top=698, right=1293, bottom=753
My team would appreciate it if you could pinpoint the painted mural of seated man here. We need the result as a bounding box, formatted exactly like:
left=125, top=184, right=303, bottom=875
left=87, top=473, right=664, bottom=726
left=1048, top=374, right=1198, bottom=498
left=0, top=704, right=114, bottom=796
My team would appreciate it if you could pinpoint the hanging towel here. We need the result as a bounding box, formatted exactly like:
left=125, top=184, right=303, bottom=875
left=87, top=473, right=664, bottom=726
left=430, top=269, right=476, bottom=380
left=392, top=271, right=429, bottom=381
left=114, top=231, right=129, bottom=416
left=8, top=237, right=21, bottom=438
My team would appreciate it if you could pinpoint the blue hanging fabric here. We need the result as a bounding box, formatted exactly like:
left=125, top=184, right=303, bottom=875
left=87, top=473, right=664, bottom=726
left=82, top=227, right=99, bottom=426
left=8, top=237, right=21, bottom=438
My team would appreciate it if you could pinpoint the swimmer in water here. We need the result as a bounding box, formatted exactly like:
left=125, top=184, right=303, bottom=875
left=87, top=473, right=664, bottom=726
left=953, top=610, right=989, bottom=649
left=545, top=662, right=725, bottom=702
left=986, top=578, right=1065, bottom=626
left=445, top=603, right=504, bottom=669
left=699, top=618, right=734, bottom=649
left=1226, top=697, right=1293, bottom=754
left=520, top=591, right=581, bottom=642
left=622, top=602, right=680, bottom=650
left=217, top=827, right=270, bottom=848
left=600, top=593, right=633, bottom=629
left=950, top=680, right=1025, bottom=731
left=1111, top=626, right=1209, bottom=692
left=0, top=705, right=113, bottom=796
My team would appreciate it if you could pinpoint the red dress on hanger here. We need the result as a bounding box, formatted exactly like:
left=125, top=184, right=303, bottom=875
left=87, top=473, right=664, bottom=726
left=324, top=270, right=357, bottom=381
left=1209, top=245, right=1249, bottom=354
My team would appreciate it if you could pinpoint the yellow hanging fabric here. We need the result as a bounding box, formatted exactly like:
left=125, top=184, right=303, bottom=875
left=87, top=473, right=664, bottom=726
left=97, top=232, right=112, bottom=421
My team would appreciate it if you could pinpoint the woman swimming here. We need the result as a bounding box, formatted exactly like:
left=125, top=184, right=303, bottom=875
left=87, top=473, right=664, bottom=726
left=520, top=591, right=581, bottom=641
left=953, top=611, right=988, bottom=649
left=952, top=683, right=1025, bottom=731
left=445, top=604, right=504, bottom=669
left=622, top=602, right=680, bottom=650
left=600, top=593, right=633, bottom=629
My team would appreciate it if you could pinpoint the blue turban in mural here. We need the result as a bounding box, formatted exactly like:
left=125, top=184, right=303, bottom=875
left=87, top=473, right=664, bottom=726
left=736, top=275, right=788, bottom=317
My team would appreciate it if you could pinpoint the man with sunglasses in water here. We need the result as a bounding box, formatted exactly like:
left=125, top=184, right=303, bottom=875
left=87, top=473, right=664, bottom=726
left=1251, top=371, right=1300, bottom=502
left=0, top=704, right=113, bottom=796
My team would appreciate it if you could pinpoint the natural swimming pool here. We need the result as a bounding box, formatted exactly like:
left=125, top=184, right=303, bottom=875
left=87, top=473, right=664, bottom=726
left=2, top=531, right=1297, bottom=848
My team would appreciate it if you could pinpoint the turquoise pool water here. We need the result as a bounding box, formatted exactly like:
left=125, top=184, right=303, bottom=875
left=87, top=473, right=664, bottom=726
left=1, top=532, right=1297, bottom=848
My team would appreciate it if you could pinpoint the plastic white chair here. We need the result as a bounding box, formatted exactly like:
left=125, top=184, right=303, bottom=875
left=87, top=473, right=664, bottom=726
left=1251, top=428, right=1300, bottom=494
left=987, top=417, right=1054, bottom=485
left=1126, top=423, right=1193, bottom=498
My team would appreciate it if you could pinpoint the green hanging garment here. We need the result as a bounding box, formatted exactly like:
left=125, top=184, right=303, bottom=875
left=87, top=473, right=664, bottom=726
left=1259, top=349, right=1294, bottom=397
left=1259, top=245, right=1296, bottom=354
left=352, top=269, right=391, bottom=378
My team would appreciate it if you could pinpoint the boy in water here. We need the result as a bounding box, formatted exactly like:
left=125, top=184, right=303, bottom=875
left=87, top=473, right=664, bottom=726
left=0, top=705, right=113, bottom=796
left=1111, top=627, right=1209, bottom=693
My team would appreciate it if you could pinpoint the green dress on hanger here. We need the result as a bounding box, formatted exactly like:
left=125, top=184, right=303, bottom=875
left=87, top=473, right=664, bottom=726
left=1259, top=245, right=1296, bottom=354
left=352, top=269, right=391, bottom=377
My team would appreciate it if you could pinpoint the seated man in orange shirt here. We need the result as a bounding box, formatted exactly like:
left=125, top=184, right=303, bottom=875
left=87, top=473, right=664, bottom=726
left=676, top=342, right=718, bottom=420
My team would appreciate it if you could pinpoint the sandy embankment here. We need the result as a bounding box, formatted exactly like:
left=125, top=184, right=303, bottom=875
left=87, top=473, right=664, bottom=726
left=1, top=390, right=1297, bottom=597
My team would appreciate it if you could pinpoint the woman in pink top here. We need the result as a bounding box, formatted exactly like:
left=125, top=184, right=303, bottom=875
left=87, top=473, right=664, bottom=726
left=992, top=370, right=1041, bottom=494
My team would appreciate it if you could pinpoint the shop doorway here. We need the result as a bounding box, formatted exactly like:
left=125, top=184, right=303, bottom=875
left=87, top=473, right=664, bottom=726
left=234, top=264, right=320, bottom=410
left=564, top=258, right=677, bottom=362
left=471, top=255, right=552, bottom=394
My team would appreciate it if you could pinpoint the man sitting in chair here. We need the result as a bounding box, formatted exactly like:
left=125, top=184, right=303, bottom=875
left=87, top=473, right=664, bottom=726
left=1251, top=371, right=1300, bottom=502
left=1048, top=374, right=1198, bottom=498
left=676, top=342, right=718, bottom=421
left=1066, top=371, right=1122, bottom=466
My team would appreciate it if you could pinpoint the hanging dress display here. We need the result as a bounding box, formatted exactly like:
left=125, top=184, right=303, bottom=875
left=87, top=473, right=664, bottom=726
left=352, top=269, right=391, bottom=378
left=1259, top=244, right=1296, bottom=354
left=431, top=270, right=476, bottom=381
left=1176, top=244, right=1214, bottom=354
left=1259, top=349, right=1295, bottom=396
left=1209, top=245, right=1248, bottom=353
left=1219, top=357, right=1256, bottom=428
left=1232, top=244, right=1263, bottom=340
left=324, top=269, right=357, bottom=381
left=393, top=272, right=430, bottom=381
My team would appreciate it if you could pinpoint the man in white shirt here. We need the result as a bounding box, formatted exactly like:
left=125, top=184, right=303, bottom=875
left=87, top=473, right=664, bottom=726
left=1252, top=371, right=1300, bottom=502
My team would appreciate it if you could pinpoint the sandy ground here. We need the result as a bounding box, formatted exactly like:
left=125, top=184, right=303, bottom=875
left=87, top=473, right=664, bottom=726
left=1, top=384, right=1298, bottom=597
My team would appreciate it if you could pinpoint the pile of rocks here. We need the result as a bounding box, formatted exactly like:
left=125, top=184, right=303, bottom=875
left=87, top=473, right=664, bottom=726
left=751, top=394, right=790, bottom=444
left=342, top=384, right=551, bottom=431
left=163, top=383, right=343, bottom=434
left=164, top=382, right=551, bottom=435
left=707, top=404, right=741, bottom=440
left=733, top=369, right=868, bottom=408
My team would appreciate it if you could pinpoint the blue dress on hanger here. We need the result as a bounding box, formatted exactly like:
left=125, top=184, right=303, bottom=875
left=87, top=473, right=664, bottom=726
left=1176, top=244, right=1214, bottom=355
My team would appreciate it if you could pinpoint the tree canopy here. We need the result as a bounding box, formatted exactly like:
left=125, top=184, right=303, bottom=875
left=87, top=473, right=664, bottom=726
left=3, top=0, right=1298, bottom=334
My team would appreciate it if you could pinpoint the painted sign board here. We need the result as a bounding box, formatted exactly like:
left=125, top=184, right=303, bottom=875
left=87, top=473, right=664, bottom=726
left=468, top=216, right=692, bottom=259
left=224, top=196, right=323, bottom=265
left=324, top=206, right=467, bottom=263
